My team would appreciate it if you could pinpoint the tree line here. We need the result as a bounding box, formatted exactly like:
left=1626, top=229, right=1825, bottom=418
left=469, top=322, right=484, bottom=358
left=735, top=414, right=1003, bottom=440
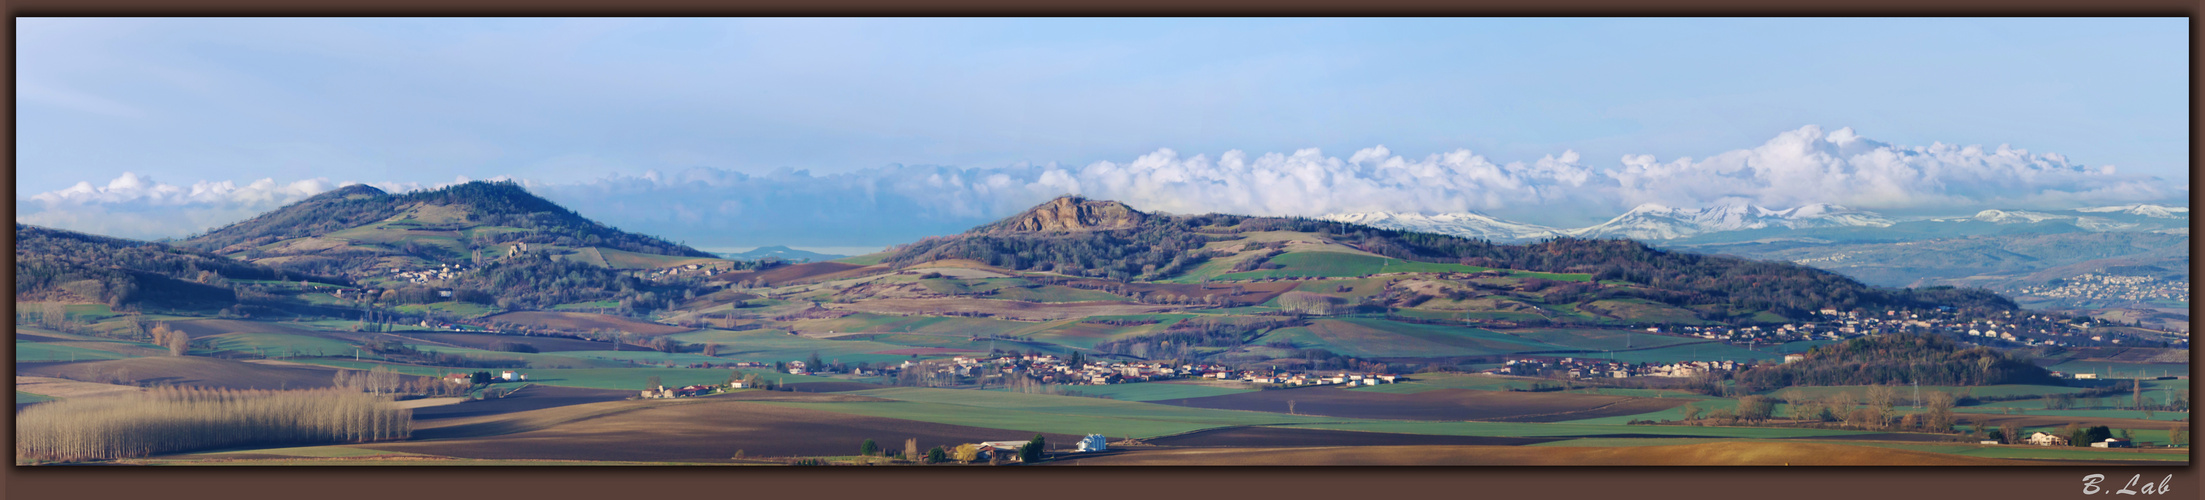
left=16, top=387, right=411, bottom=463
left=1733, top=333, right=2059, bottom=391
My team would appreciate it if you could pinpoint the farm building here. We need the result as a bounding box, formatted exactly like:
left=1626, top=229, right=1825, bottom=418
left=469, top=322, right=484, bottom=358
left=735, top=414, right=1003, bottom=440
left=2026, top=432, right=2070, bottom=447
left=1076, top=434, right=1108, bottom=453
left=2091, top=438, right=2134, bottom=448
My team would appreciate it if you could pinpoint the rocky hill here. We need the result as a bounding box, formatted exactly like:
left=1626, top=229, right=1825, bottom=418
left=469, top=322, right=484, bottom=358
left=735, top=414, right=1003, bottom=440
left=975, top=195, right=1150, bottom=233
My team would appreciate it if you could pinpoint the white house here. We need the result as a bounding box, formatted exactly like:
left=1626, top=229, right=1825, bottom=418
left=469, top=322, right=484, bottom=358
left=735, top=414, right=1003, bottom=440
left=2027, top=432, right=2070, bottom=447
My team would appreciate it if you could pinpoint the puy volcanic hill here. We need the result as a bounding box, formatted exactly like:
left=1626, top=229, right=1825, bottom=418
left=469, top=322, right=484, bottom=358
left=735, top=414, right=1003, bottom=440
left=887, top=196, right=2017, bottom=322
left=177, top=181, right=715, bottom=278
left=974, top=195, right=1150, bottom=233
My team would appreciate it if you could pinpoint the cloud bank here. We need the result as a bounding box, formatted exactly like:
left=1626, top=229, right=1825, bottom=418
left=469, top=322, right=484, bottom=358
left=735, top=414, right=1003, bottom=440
left=19, top=126, right=2186, bottom=246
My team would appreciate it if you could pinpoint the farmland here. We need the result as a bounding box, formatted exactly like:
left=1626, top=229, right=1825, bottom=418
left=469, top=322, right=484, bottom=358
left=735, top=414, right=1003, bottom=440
left=1046, top=441, right=2057, bottom=466
left=1150, top=386, right=1689, bottom=422
left=358, top=395, right=1085, bottom=461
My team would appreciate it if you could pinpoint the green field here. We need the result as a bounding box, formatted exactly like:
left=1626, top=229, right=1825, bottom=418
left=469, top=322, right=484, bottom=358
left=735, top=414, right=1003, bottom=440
left=1579, top=299, right=1708, bottom=324
left=1280, top=419, right=1874, bottom=439
left=830, top=253, right=891, bottom=265
left=1522, top=437, right=2185, bottom=462
left=2047, top=361, right=2189, bottom=379
left=1950, top=407, right=2191, bottom=421
left=202, top=332, right=362, bottom=358
left=663, top=327, right=926, bottom=365
left=393, top=301, right=501, bottom=318
left=1213, top=252, right=1495, bottom=280
left=1502, top=328, right=1702, bottom=351
left=764, top=386, right=1346, bottom=438
left=1775, top=339, right=1839, bottom=353
left=1574, top=342, right=1780, bottom=364
left=1061, top=381, right=1257, bottom=402
left=1265, top=318, right=1567, bottom=358
left=17, top=391, right=59, bottom=404
left=15, top=340, right=134, bottom=362
left=550, top=300, right=622, bottom=312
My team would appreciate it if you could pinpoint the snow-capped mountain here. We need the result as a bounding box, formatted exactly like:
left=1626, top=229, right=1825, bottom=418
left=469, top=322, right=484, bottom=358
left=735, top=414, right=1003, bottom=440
left=1564, top=203, right=1894, bottom=240
left=1942, top=210, right=2141, bottom=232
left=1320, top=211, right=1562, bottom=241
left=2074, top=204, right=2189, bottom=219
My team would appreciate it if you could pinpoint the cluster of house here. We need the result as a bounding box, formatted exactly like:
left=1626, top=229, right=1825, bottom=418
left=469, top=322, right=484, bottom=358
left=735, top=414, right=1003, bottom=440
left=880, top=354, right=1399, bottom=388
left=386, top=263, right=469, bottom=285
left=1489, top=357, right=1743, bottom=379
left=959, top=434, right=1110, bottom=462
left=640, top=384, right=722, bottom=399
left=635, top=263, right=725, bottom=281
left=2015, top=273, right=2189, bottom=304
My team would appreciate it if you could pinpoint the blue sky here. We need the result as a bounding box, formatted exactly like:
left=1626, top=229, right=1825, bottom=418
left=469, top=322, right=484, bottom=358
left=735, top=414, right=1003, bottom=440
left=16, top=18, right=2189, bottom=252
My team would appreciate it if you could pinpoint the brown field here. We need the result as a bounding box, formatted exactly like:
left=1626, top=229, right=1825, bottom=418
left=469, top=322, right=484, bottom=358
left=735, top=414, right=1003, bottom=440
left=1148, top=426, right=1562, bottom=447
left=710, top=262, right=887, bottom=285
left=822, top=298, right=1179, bottom=321
left=15, top=376, right=149, bottom=399
left=1152, top=387, right=1686, bottom=422
left=18, top=356, right=340, bottom=390
left=781, top=381, right=894, bottom=393
left=363, top=395, right=1082, bottom=461
left=1048, top=441, right=2063, bottom=466
left=868, top=347, right=982, bottom=356
left=15, top=332, right=170, bottom=357
left=1054, top=278, right=1301, bottom=306
left=899, top=259, right=1020, bottom=276
left=484, top=311, right=695, bottom=336
left=388, top=332, right=619, bottom=352
left=411, top=385, right=636, bottom=421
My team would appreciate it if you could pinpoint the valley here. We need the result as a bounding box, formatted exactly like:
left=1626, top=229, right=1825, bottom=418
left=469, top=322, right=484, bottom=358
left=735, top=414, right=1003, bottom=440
left=14, top=185, right=2189, bottom=466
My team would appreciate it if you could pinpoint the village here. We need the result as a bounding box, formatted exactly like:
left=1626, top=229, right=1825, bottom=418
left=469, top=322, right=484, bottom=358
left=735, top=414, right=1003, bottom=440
left=2014, top=272, right=2190, bottom=305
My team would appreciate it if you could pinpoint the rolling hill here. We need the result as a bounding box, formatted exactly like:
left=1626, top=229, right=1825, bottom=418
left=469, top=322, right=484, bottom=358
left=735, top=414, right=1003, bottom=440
left=177, top=181, right=716, bottom=279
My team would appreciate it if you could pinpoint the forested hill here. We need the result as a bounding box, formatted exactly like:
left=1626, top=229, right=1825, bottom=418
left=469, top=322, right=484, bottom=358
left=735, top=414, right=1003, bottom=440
left=890, top=200, right=2018, bottom=320
left=17, top=224, right=348, bottom=310
left=1734, top=333, right=2060, bottom=390
left=178, top=181, right=713, bottom=259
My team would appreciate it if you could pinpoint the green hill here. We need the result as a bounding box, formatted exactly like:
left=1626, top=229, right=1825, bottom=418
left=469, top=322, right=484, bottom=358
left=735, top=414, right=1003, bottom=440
left=179, top=181, right=715, bottom=277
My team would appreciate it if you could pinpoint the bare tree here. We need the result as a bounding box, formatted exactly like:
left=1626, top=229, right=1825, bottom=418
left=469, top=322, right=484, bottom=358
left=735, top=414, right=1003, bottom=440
left=1865, top=385, right=1897, bottom=430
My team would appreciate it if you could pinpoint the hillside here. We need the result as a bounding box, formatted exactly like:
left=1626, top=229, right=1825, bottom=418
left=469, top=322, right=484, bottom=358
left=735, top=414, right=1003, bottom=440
left=1734, top=333, right=2060, bottom=390
left=16, top=224, right=349, bottom=312
left=178, top=181, right=714, bottom=278
left=889, top=198, right=2018, bottom=320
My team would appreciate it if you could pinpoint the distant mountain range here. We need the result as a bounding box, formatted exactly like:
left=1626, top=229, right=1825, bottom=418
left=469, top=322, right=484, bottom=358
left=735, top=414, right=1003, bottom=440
left=1318, top=212, right=1562, bottom=241
left=717, top=246, right=848, bottom=262
left=1323, top=203, right=2186, bottom=243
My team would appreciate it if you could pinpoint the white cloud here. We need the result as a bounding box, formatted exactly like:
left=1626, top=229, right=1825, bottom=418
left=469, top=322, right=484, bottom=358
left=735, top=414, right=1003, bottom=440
left=1604, top=125, right=2181, bottom=212
left=17, top=126, right=2187, bottom=245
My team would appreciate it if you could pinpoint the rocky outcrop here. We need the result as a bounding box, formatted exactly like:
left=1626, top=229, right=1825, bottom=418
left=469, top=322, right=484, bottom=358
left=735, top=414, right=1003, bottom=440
left=983, top=196, right=1148, bottom=233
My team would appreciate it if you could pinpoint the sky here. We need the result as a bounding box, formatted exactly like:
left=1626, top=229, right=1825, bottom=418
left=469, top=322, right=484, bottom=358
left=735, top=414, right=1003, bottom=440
left=15, top=18, right=2190, bottom=253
